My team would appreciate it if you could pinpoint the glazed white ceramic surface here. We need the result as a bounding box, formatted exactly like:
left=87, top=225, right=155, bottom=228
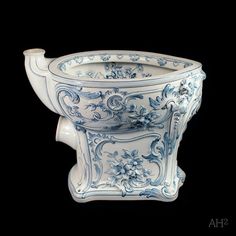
left=24, top=49, right=205, bottom=202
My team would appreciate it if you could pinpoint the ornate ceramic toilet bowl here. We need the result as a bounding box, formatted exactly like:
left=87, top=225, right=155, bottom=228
left=24, top=49, right=205, bottom=202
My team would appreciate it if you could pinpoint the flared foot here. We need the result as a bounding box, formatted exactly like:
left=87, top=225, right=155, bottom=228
left=68, top=165, right=185, bottom=203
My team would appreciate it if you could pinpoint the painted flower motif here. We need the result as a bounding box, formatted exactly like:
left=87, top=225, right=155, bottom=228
left=106, top=149, right=151, bottom=193
left=103, top=63, right=150, bottom=79
left=129, top=54, right=140, bottom=62
left=105, top=63, right=137, bottom=79
left=128, top=106, right=160, bottom=128
left=100, top=54, right=111, bottom=61
left=157, top=58, right=167, bottom=66
left=124, top=68, right=136, bottom=78
left=136, top=64, right=143, bottom=72
left=74, top=56, right=83, bottom=64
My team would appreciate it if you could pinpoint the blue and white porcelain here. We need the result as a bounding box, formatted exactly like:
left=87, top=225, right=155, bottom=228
left=24, top=49, right=205, bottom=202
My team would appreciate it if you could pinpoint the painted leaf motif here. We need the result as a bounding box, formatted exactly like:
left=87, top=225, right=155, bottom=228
left=94, top=163, right=101, bottom=176
left=106, top=151, right=118, bottom=158
left=75, top=119, right=85, bottom=125
left=147, top=111, right=160, bottom=119
left=97, top=101, right=107, bottom=111
left=162, top=84, right=175, bottom=98
left=142, top=153, right=159, bottom=163
left=92, top=112, right=101, bottom=120
left=123, top=181, right=133, bottom=192
left=157, top=58, right=167, bottom=66
left=139, top=188, right=159, bottom=198
left=143, top=169, right=151, bottom=177
left=126, top=104, right=137, bottom=112
left=109, top=176, right=118, bottom=186
left=106, top=167, right=117, bottom=175
left=86, top=103, right=97, bottom=111
left=88, top=132, right=97, bottom=140
left=149, top=97, right=160, bottom=109
left=80, top=91, right=102, bottom=99
left=150, top=137, right=160, bottom=150
left=126, top=94, right=144, bottom=102
left=122, top=149, right=132, bottom=159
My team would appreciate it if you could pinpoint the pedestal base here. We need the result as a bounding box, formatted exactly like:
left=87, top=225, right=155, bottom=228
left=68, top=164, right=185, bottom=203
left=56, top=117, right=187, bottom=203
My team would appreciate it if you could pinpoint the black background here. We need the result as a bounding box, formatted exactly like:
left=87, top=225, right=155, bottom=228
left=3, top=2, right=233, bottom=234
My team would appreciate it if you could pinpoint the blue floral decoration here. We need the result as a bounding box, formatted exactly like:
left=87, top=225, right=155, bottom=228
left=128, top=106, right=161, bottom=129
left=106, top=149, right=151, bottom=195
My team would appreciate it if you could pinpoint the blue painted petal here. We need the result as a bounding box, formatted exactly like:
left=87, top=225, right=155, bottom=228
left=122, top=149, right=131, bottom=159
left=139, top=106, right=147, bottom=115
left=131, top=149, right=138, bottom=157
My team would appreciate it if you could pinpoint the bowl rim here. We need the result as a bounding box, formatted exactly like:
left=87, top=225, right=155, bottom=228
left=48, top=50, right=202, bottom=88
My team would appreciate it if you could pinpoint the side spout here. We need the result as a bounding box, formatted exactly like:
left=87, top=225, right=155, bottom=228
left=23, top=48, right=56, bottom=113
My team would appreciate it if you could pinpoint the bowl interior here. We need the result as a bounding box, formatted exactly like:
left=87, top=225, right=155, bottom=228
left=56, top=52, right=193, bottom=80
left=64, top=62, right=174, bottom=80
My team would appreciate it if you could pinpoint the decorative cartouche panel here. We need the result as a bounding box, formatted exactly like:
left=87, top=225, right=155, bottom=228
left=24, top=49, right=205, bottom=202
left=69, top=128, right=187, bottom=201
